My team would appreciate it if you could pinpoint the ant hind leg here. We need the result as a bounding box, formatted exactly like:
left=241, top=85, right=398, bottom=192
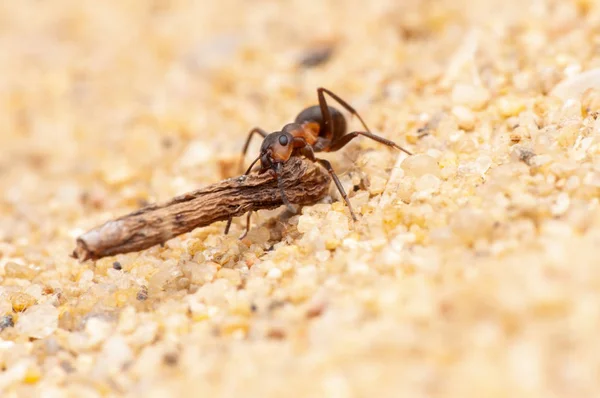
left=317, top=87, right=372, bottom=133
left=329, top=131, right=412, bottom=155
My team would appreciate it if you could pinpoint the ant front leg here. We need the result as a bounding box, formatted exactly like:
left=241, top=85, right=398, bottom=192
left=239, top=208, right=253, bottom=240
left=239, top=127, right=269, bottom=173
left=224, top=216, right=233, bottom=235
left=317, top=87, right=373, bottom=134
left=224, top=206, right=254, bottom=239
left=299, top=146, right=358, bottom=221
left=269, top=163, right=297, bottom=214
left=329, top=131, right=412, bottom=155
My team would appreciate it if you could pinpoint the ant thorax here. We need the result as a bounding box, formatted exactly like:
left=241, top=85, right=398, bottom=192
left=282, top=122, right=319, bottom=146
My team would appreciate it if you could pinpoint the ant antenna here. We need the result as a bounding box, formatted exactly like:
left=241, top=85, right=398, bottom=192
left=244, top=156, right=261, bottom=175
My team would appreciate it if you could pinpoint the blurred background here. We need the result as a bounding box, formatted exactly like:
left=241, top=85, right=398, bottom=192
left=1, top=0, right=589, bottom=202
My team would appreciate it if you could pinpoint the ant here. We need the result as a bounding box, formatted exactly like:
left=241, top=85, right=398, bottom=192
left=225, top=87, right=412, bottom=238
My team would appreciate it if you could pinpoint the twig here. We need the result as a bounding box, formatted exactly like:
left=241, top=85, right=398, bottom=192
left=72, top=157, right=331, bottom=261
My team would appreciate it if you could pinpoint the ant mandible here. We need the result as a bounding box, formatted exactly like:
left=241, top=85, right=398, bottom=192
left=226, top=87, right=412, bottom=238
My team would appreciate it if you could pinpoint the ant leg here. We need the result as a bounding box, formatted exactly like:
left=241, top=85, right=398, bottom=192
left=224, top=204, right=245, bottom=235
left=317, top=88, right=335, bottom=137
left=315, top=158, right=358, bottom=221
left=239, top=208, right=253, bottom=240
left=329, top=131, right=412, bottom=155
left=239, top=127, right=269, bottom=173
left=317, top=88, right=412, bottom=154
left=298, top=145, right=357, bottom=221
left=317, top=87, right=372, bottom=133
left=224, top=208, right=253, bottom=238
left=224, top=216, right=233, bottom=235
left=271, top=163, right=297, bottom=214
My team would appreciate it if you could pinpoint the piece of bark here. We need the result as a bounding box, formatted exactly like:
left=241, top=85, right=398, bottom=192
left=72, top=157, right=331, bottom=261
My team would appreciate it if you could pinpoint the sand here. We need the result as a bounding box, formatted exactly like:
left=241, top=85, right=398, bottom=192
left=2, top=0, right=600, bottom=396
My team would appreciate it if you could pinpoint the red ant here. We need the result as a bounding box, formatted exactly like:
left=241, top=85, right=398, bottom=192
left=226, top=87, right=412, bottom=237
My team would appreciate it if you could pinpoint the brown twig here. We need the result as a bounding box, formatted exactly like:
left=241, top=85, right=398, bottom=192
left=72, top=157, right=331, bottom=262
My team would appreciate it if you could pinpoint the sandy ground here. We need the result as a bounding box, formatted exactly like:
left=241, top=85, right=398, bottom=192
left=2, top=0, right=600, bottom=397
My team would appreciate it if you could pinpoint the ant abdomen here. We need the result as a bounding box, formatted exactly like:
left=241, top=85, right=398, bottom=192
left=295, top=105, right=347, bottom=141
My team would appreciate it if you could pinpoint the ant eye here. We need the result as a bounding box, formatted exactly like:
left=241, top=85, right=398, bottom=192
left=278, top=135, right=289, bottom=146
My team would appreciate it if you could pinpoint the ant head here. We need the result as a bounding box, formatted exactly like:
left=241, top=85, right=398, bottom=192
left=258, top=130, right=294, bottom=171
